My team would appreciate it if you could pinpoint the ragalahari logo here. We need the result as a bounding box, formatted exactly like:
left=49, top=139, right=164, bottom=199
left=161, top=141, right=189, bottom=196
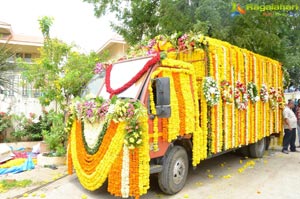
left=231, top=2, right=246, bottom=17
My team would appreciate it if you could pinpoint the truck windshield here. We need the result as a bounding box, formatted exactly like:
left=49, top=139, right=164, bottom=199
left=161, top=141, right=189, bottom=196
left=81, top=72, right=105, bottom=97
left=99, top=56, right=153, bottom=99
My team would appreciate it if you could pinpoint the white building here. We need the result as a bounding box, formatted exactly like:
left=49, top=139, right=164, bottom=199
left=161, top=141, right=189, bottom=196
left=0, top=21, right=44, bottom=117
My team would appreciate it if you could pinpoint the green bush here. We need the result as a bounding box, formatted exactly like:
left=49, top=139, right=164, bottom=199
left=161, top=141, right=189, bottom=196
left=41, top=111, right=67, bottom=156
left=0, top=112, right=12, bottom=142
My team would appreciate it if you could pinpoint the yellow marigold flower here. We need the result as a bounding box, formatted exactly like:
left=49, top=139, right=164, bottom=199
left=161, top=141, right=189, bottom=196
left=23, top=193, right=29, bottom=197
left=183, top=194, right=189, bottom=198
left=81, top=194, right=88, bottom=199
left=40, top=193, right=46, bottom=198
left=238, top=168, right=244, bottom=173
left=222, top=174, right=232, bottom=179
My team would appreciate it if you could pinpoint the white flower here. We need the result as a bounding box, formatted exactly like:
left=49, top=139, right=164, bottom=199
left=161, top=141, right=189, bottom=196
left=209, top=87, right=216, bottom=93
left=108, top=104, right=115, bottom=114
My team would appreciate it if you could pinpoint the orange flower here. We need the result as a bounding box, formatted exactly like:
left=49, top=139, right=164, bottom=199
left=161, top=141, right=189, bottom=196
left=108, top=148, right=123, bottom=197
left=172, top=72, right=186, bottom=136
left=74, top=120, right=119, bottom=175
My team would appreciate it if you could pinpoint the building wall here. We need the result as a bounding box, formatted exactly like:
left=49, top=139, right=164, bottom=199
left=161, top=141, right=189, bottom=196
left=0, top=22, right=45, bottom=117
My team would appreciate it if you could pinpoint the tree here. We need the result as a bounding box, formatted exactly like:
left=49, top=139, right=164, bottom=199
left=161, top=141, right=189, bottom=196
left=20, top=16, right=108, bottom=110
left=84, top=0, right=300, bottom=88
left=0, top=41, right=15, bottom=93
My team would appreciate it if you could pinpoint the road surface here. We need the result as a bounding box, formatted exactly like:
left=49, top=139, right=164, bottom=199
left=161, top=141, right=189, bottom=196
left=12, top=144, right=300, bottom=199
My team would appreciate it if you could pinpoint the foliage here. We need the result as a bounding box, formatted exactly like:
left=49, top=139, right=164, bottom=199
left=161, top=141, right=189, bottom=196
left=41, top=110, right=66, bottom=156
left=38, top=16, right=54, bottom=38
left=70, top=95, right=147, bottom=149
left=0, top=41, right=15, bottom=92
left=20, top=16, right=107, bottom=111
left=10, top=111, right=51, bottom=141
left=0, top=179, right=32, bottom=191
left=85, top=0, right=300, bottom=88
left=0, top=112, right=12, bottom=140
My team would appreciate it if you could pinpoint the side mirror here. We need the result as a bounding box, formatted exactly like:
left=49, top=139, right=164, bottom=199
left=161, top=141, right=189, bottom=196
left=155, top=77, right=171, bottom=118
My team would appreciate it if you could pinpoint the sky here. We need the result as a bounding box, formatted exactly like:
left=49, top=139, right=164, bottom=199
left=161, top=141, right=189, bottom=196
left=0, top=0, right=115, bottom=52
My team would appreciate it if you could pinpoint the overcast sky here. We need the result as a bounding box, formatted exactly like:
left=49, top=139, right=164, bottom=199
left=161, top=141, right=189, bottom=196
left=0, top=0, right=115, bottom=52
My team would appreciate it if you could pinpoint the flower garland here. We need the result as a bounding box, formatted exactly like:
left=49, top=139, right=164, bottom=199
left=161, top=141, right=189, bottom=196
left=70, top=96, right=146, bottom=150
left=105, top=53, right=160, bottom=97
left=234, top=81, right=248, bottom=110
left=260, top=84, right=269, bottom=102
left=67, top=32, right=285, bottom=198
left=203, top=77, right=220, bottom=106
left=220, top=80, right=233, bottom=103
left=277, top=88, right=285, bottom=109
left=269, top=87, right=278, bottom=110
left=247, top=82, right=259, bottom=103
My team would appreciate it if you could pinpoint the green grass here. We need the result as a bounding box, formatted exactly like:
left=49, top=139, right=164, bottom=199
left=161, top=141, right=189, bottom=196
left=0, top=179, right=32, bottom=190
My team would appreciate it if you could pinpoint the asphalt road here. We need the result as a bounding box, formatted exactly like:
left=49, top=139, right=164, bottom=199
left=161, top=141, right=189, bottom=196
left=18, top=143, right=300, bottom=199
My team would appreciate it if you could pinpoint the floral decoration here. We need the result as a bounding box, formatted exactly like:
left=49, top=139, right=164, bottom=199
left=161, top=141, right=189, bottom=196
left=94, top=63, right=103, bottom=74
left=234, top=81, right=248, bottom=110
left=259, top=84, right=269, bottom=103
left=68, top=96, right=149, bottom=198
left=269, top=87, right=278, bottom=110
left=220, top=80, right=233, bottom=103
left=203, top=77, right=220, bottom=106
left=105, top=53, right=160, bottom=97
left=247, top=82, right=259, bottom=103
left=70, top=96, right=146, bottom=149
left=68, top=32, right=284, bottom=198
left=277, top=88, right=285, bottom=109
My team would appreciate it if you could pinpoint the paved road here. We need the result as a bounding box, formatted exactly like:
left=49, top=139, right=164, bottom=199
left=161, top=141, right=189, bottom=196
left=16, top=144, right=300, bottom=199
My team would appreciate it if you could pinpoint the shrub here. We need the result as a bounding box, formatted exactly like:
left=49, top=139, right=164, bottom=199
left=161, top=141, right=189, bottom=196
left=0, top=112, right=12, bottom=142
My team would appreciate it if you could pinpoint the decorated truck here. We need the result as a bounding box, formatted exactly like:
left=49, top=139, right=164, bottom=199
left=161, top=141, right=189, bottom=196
left=66, top=33, right=284, bottom=198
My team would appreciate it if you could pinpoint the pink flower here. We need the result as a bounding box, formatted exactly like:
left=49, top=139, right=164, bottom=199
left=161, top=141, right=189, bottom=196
left=94, top=63, right=103, bottom=74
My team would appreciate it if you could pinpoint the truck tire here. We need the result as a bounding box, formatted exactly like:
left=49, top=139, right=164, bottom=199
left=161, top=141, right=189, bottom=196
left=249, top=138, right=266, bottom=158
left=238, top=146, right=249, bottom=157
left=158, top=145, right=189, bottom=195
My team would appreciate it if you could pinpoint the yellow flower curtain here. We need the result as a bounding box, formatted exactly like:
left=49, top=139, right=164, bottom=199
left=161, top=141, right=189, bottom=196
left=171, top=36, right=283, bottom=158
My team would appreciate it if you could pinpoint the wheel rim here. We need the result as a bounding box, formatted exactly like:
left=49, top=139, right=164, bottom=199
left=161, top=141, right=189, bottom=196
left=173, top=157, right=186, bottom=185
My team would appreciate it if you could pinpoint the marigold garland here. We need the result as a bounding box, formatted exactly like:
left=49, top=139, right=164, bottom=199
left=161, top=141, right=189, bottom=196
left=67, top=32, right=284, bottom=198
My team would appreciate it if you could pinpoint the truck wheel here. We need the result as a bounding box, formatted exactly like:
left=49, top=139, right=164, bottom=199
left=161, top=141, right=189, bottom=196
left=158, top=145, right=189, bottom=195
left=249, top=138, right=266, bottom=158
left=238, top=146, right=249, bottom=157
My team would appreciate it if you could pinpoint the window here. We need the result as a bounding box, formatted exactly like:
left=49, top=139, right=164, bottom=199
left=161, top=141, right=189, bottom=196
left=21, top=79, right=41, bottom=98
left=14, top=53, right=32, bottom=63
left=8, top=75, right=15, bottom=96
left=24, top=53, right=32, bottom=62
left=22, top=81, right=29, bottom=97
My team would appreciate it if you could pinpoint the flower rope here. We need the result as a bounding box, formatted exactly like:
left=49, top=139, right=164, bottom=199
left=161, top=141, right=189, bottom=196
left=105, top=53, right=160, bottom=97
